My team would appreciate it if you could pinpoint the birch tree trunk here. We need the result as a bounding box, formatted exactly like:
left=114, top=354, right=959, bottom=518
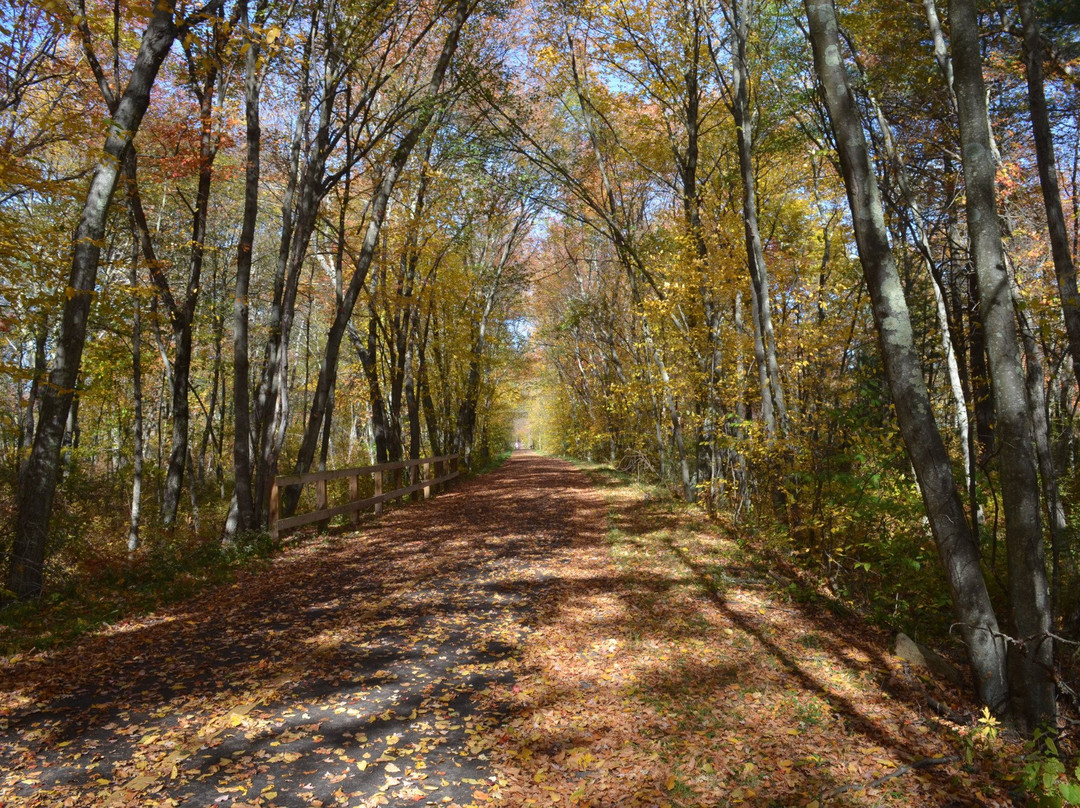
left=128, top=227, right=144, bottom=555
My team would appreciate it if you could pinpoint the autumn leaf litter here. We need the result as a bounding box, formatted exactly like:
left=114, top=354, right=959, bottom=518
left=0, top=454, right=1014, bottom=806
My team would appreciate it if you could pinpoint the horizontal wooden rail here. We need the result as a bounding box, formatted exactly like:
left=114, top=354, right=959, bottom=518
left=270, top=453, right=459, bottom=540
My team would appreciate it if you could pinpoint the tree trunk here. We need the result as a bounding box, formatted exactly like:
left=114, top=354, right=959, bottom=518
left=356, top=314, right=391, bottom=465
left=128, top=225, right=144, bottom=555
left=803, top=0, right=1009, bottom=716
left=161, top=320, right=193, bottom=525
left=227, top=1, right=263, bottom=537
left=419, top=314, right=441, bottom=457
left=950, top=0, right=1055, bottom=732
left=1008, top=259, right=1068, bottom=629
left=252, top=5, right=320, bottom=523
left=1018, top=0, right=1080, bottom=387
left=159, top=20, right=225, bottom=526
left=7, top=0, right=179, bottom=601
left=405, top=339, right=422, bottom=462
left=730, top=0, right=786, bottom=435
left=843, top=39, right=976, bottom=497
left=199, top=302, right=224, bottom=481
left=18, top=317, right=47, bottom=477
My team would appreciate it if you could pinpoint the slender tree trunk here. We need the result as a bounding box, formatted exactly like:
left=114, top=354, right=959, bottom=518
left=419, top=314, right=441, bottom=457
left=7, top=1, right=180, bottom=600
left=1018, top=0, right=1080, bottom=387
left=186, top=448, right=200, bottom=533
left=643, top=316, right=693, bottom=501
left=128, top=226, right=144, bottom=554
left=944, top=161, right=984, bottom=510
left=19, top=317, right=47, bottom=477
left=161, top=26, right=224, bottom=525
left=950, top=0, right=1055, bottom=732
left=1008, top=259, right=1068, bottom=628
left=356, top=313, right=391, bottom=465
left=856, top=60, right=975, bottom=495
left=748, top=275, right=774, bottom=433
left=457, top=309, right=489, bottom=468
left=730, top=0, right=785, bottom=434
left=405, top=337, right=421, bottom=462
left=252, top=6, right=319, bottom=522
left=226, top=1, right=263, bottom=538
left=161, top=320, right=193, bottom=525
left=732, top=291, right=750, bottom=515
left=804, top=0, right=1009, bottom=716
left=199, top=303, right=224, bottom=480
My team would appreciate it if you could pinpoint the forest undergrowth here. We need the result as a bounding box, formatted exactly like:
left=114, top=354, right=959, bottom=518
left=0, top=473, right=264, bottom=655
left=0, top=451, right=516, bottom=657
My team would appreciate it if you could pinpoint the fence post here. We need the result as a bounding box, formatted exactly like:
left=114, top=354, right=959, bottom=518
left=316, top=477, right=328, bottom=530
left=424, top=461, right=431, bottom=499
left=269, top=480, right=281, bottom=542
left=374, top=469, right=383, bottom=515
left=349, top=473, right=360, bottom=526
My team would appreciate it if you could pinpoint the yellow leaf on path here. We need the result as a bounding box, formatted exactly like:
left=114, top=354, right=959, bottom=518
left=385, top=763, right=400, bottom=772
left=665, top=774, right=676, bottom=790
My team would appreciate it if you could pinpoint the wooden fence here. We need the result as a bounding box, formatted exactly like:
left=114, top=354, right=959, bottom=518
left=269, top=453, right=460, bottom=540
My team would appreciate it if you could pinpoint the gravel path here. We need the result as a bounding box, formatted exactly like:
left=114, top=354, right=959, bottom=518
left=0, top=452, right=605, bottom=807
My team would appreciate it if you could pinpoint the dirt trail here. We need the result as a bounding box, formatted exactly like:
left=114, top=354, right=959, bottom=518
left=0, top=452, right=605, bottom=807
left=0, top=453, right=1015, bottom=807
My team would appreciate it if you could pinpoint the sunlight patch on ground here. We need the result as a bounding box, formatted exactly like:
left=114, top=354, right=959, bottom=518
left=473, top=467, right=1014, bottom=808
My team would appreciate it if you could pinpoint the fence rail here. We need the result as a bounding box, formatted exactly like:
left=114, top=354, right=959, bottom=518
left=270, top=453, right=460, bottom=540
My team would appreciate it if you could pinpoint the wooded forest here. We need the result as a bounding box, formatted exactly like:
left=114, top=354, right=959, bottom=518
left=2, top=0, right=1080, bottom=749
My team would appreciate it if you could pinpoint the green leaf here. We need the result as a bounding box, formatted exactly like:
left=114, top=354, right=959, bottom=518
left=1060, top=783, right=1080, bottom=805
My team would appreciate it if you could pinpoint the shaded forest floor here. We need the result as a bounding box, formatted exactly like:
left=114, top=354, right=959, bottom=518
left=0, top=453, right=1030, bottom=806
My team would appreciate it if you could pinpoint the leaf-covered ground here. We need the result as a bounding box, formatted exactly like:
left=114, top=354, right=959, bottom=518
left=0, top=453, right=1018, bottom=806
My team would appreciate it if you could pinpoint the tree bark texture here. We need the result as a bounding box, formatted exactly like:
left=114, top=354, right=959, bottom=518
left=950, top=0, right=1055, bottom=732
left=803, top=0, right=1009, bottom=716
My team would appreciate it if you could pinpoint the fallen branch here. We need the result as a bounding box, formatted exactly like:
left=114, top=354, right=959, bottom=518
left=923, top=695, right=969, bottom=725
left=821, top=756, right=961, bottom=803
